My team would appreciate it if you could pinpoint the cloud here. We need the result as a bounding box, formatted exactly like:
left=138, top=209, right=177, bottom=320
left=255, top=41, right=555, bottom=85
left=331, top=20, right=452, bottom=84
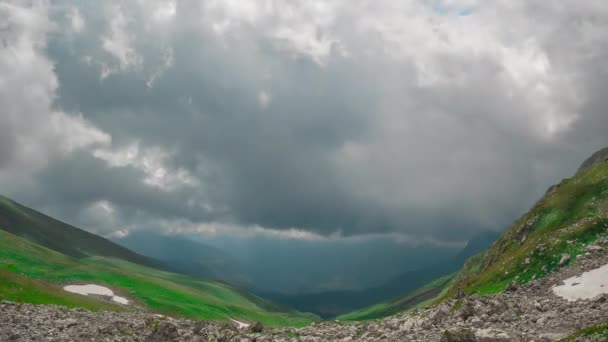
left=0, top=1, right=110, bottom=190
left=2, top=0, right=608, bottom=242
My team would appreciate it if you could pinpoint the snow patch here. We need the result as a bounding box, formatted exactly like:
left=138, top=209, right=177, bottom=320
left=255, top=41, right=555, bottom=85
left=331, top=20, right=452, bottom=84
left=230, top=318, right=250, bottom=329
left=63, top=284, right=129, bottom=305
left=552, top=263, right=608, bottom=301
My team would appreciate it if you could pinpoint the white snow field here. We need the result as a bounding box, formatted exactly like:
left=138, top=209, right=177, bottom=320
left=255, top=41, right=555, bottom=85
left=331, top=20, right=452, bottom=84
left=552, top=263, right=608, bottom=301
left=63, top=284, right=129, bottom=305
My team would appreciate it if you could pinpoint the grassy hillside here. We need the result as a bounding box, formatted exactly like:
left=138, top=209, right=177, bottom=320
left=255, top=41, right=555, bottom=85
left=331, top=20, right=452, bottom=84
left=337, top=274, right=455, bottom=321
left=561, top=322, right=608, bottom=341
left=446, top=161, right=608, bottom=297
left=0, top=196, right=155, bottom=267
left=0, top=230, right=316, bottom=326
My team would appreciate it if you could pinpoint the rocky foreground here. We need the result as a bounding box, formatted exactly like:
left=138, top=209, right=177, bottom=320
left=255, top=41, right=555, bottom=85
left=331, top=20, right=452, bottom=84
left=2, top=249, right=608, bottom=342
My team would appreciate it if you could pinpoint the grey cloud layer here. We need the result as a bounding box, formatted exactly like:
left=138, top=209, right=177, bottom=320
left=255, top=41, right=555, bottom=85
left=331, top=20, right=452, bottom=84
left=2, top=0, right=608, bottom=241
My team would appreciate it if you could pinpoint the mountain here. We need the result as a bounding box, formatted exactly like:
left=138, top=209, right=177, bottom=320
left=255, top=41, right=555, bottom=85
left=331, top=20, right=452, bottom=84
left=0, top=196, right=317, bottom=326
left=0, top=195, right=155, bottom=267
left=114, top=232, right=250, bottom=286
left=338, top=146, right=608, bottom=323
left=578, top=146, right=608, bottom=173
left=117, top=232, right=461, bottom=296
left=444, top=147, right=608, bottom=297
left=266, top=231, right=499, bottom=318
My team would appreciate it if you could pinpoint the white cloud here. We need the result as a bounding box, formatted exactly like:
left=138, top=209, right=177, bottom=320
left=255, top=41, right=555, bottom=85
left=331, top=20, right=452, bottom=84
left=66, top=7, right=84, bottom=33
left=202, top=0, right=345, bottom=65
left=101, top=5, right=143, bottom=74
left=146, top=46, right=174, bottom=88
left=93, top=142, right=199, bottom=191
left=4, top=0, right=608, bottom=241
left=168, top=221, right=328, bottom=241
left=0, top=1, right=110, bottom=184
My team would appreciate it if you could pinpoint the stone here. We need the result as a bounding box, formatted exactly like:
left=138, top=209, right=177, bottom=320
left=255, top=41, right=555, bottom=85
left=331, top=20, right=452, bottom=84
left=145, top=322, right=180, bottom=342
left=441, top=328, right=476, bottom=342
left=193, top=321, right=207, bottom=335
left=250, top=322, right=264, bottom=333
left=586, top=245, right=603, bottom=253
left=475, top=328, right=513, bottom=342
left=506, top=282, right=518, bottom=292
left=456, top=288, right=467, bottom=299
left=559, top=254, right=571, bottom=267
left=470, top=317, right=484, bottom=328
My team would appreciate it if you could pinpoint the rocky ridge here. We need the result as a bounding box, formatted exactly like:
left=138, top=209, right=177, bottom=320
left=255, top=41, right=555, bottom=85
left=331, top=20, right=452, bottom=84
left=2, top=241, right=608, bottom=342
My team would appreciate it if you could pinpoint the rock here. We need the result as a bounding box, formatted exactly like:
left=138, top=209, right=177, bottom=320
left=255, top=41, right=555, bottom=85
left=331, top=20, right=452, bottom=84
left=192, top=321, right=207, bottom=335
left=593, top=294, right=607, bottom=303
left=250, top=321, right=264, bottom=333
left=459, top=301, right=476, bottom=321
left=586, top=245, right=603, bottom=253
left=559, top=254, right=571, bottom=267
left=505, top=282, right=518, bottom=292
left=58, top=318, right=78, bottom=329
left=441, top=328, right=476, bottom=342
left=430, top=308, right=449, bottom=326
left=470, top=317, right=484, bottom=328
left=145, top=322, right=180, bottom=342
left=456, top=288, right=468, bottom=299
left=475, top=328, right=513, bottom=342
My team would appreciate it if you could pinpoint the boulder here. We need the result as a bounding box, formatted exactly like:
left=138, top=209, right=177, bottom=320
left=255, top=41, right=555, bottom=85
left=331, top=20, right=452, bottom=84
left=441, top=328, right=476, bottom=342
left=250, top=321, right=264, bottom=333
left=475, top=329, right=514, bottom=342
left=585, top=245, right=603, bottom=253
left=145, top=322, right=179, bottom=342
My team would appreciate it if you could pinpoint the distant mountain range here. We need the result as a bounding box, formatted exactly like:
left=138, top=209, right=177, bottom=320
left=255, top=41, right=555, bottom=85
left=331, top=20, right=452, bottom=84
left=262, top=230, right=499, bottom=317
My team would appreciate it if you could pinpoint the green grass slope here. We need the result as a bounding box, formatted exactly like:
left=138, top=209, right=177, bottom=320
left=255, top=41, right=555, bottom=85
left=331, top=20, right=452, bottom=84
left=446, top=161, right=608, bottom=297
left=0, top=196, right=155, bottom=267
left=336, top=274, right=454, bottom=321
left=0, top=229, right=317, bottom=326
left=560, top=322, right=608, bottom=341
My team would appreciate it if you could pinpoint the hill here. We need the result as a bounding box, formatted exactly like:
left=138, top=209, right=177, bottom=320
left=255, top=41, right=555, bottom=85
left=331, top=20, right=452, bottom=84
left=0, top=197, right=317, bottom=326
left=445, top=150, right=608, bottom=297
left=113, top=232, right=250, bottom=287
left=0, top=195, right=155, bottom=267
left=335, top=147, right=608, bottom=323
left=0, top=229, right=316, bottom=326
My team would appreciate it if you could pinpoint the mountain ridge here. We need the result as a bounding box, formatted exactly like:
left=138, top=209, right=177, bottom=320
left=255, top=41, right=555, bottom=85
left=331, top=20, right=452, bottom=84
left=0, top=195, right=156, bottom=268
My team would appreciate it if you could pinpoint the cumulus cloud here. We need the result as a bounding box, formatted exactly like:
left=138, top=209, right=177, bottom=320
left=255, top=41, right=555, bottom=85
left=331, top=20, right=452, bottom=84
left=2, top=0, right=608, bottom=241
left=0, top=1, right=110, bottom=190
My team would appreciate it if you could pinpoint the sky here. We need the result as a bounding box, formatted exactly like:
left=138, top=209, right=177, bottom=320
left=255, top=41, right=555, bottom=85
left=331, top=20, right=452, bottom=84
left=1, top=0, right=608, bottom=244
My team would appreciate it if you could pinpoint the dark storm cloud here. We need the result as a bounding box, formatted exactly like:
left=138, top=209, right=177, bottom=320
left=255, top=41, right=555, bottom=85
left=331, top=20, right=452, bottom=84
left=2, top=0, right=608, bottom=240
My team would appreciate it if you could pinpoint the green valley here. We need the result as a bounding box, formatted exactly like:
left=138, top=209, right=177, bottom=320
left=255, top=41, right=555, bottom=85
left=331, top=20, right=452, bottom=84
left=336, top=274, right=454, bottom=321
left=0, top=200, right=317, bottom=327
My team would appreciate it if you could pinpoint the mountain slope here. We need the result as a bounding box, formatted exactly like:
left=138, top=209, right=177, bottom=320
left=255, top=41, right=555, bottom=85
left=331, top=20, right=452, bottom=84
left=0, top=229, right=317, bottom=326
left=336, top=274, right=455, bottom=321
left=445, top=148, right=608, bottom=297
left=0, top=195, right=155, bottom=267
left=0, top=196, right=317, bottom=326
left=114, top=232, right=250, bottom=287
left=336, top=148, right=608, bottom=322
